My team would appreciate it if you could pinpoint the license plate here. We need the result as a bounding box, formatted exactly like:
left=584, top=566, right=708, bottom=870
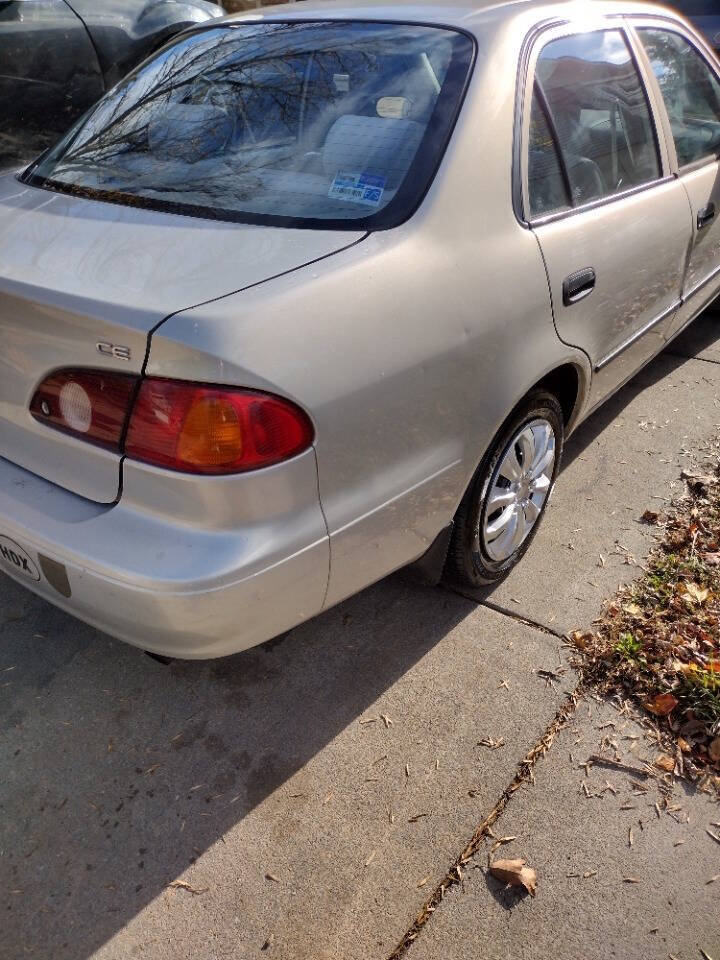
left=0, top=535, right=41, bottom=582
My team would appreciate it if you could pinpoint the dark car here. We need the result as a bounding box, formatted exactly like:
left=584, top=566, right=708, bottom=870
left=0, top=0, right=222, bottom=169
left=672, top=1, right=720, bottom=51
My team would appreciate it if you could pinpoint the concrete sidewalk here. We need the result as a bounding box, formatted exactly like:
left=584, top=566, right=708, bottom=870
left=2, top=311, right=720, bottom=960
left=407, top=699, right=720, bottom=960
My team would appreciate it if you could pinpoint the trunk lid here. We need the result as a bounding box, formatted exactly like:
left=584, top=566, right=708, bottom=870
left=0, top=173, right=362, bottom=502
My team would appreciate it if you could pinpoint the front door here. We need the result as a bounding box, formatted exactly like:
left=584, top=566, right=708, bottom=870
left=523, top=24, right=692, bottom=407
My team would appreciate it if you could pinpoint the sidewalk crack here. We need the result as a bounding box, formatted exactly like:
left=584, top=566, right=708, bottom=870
left=386, top=681, right=583, bottom=960
left=447, top=586, right=565, bottom=640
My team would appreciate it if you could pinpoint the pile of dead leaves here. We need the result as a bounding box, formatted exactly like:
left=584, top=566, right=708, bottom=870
left=571, top=466, right=720, bottom=782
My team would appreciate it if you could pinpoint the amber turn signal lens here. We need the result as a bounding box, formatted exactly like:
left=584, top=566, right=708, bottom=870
left=176, top=395, right=244, bottom=468
left=125, top=378, right=314, bottom=474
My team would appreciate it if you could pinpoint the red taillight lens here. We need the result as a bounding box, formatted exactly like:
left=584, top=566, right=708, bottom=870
left=30, top=370, right=138, bottom=450
left=125, top=378, right=314, bottom=474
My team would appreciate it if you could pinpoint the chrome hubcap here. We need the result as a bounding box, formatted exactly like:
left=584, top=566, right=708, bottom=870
left=481, top=418, right=556, bottom=563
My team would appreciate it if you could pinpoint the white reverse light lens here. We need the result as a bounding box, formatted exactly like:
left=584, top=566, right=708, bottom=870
left=59, top=381, right=93, bottom=433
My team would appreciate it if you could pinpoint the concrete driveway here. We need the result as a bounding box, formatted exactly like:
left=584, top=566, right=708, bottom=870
left=2, top=310, right=720, bottom=960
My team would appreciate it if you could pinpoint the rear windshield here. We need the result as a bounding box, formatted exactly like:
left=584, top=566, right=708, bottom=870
left=23, top=21, right=474, bottom=229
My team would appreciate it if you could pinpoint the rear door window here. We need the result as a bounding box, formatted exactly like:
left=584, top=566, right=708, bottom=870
left=638, top=28, right=720, bottom=167
left=528, top=91, right=571, bottom=217
left=529, top=29, right=661, bottom=212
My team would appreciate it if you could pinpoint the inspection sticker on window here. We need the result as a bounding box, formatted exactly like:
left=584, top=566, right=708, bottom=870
left=328, top=171, right=386, bottom=207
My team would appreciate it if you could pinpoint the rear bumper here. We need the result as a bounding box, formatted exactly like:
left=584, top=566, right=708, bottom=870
left=0, top=452, right=329, bottom=658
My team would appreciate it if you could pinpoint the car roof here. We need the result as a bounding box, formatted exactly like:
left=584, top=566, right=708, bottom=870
left=219, top=0, right=683, bottom=33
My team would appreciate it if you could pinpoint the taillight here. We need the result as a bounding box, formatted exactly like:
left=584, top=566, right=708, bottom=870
left=125, top=378, right=314, bottom=474
left=31, top=372, right=314, bottom=473
left=30, top=370, right=138, bottom=450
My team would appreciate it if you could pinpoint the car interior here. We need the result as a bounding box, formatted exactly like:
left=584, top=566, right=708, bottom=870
left=138, top=44, right=446, bottom=215
left=529, top=38, right=662, bottom=215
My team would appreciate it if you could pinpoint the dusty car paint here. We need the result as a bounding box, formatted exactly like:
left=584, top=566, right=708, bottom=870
left=0, top=173, right=364, bottom=502
left=0, top=0, right=719, bottom=657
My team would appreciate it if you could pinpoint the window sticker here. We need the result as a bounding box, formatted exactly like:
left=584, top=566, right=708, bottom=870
left=328, top=171, right=386, bottom=206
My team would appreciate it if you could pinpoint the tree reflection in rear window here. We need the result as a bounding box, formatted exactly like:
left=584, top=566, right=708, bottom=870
left=24, top=21, right=474, bottom=229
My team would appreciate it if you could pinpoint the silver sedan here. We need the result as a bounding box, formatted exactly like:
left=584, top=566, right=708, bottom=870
left=1, top=0, right=719, bottom=657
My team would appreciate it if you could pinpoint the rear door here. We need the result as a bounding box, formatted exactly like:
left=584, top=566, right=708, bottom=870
left=522, top=21, right=693, bottom=408
left=633, top=21, right=720, bottom=337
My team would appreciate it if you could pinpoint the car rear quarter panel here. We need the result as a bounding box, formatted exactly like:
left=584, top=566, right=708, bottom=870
left=145, top=13, right=589, bottom=608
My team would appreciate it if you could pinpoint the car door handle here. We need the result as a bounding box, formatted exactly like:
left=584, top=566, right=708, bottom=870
left=562, top=268, right=596, bottom=306
left=698, top=203, right=716, bottom=230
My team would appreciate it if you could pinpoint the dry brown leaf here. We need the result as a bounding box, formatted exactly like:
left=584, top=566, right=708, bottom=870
left=265, top=872, right=280, bottom=883
left=622, top=877, right=641, bottom=884
left=644, top=693, right=678, bottom=717
left=640, top=509, right=659, bottom=525
left=655, top=754, right=676, bottom=773
left=169, top=880, right=208, bottom=895
left=488, top=858, right=537, bottom=897
left=709, top=738, right=720, bottom=764
left=490, top=836, right=516, bottom=853
left=683, top=582, right=711, bottom=605
left=569, top=630, right=594, bottom=650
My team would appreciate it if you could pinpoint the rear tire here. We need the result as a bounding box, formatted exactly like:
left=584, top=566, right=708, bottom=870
left=445, top=389, right=564, bottom=588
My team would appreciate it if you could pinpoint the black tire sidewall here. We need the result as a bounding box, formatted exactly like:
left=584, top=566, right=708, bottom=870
left=455, top=391, right=564, bottom=587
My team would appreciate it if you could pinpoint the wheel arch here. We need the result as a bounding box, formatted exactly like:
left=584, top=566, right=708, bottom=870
left=533, top=360, right=587, bottom=432
left=449, top=353, right=590, bottom=524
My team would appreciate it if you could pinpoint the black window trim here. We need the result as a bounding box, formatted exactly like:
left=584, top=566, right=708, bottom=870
left=632, top=17, right=720, bottom=176
left=530, top=80, right=573, bottom=214
left=19, top=18, right=477, bottom=233
left=515, top=17, right=671, bottom=229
